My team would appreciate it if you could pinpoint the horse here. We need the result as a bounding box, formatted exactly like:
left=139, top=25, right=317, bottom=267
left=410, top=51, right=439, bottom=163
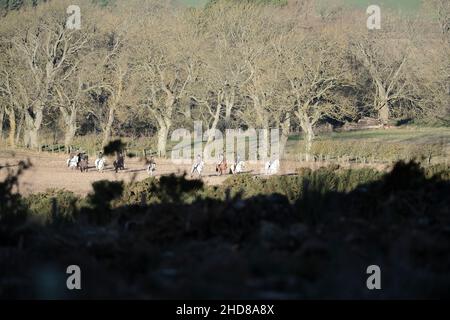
left=230, top=160, right=245, bottom=174
left=95, top=157, right=106, bottom=172
left=79, top=154, right=89, bottom=173
left=146, top=157, right=156, bottom=176
left=215, top=158, right=228, bottom=176
left=191, top=159, right=204, bottom=178
left=264, top=158, right=280, bottom=175
left=113, top=153, right=125, bottom=173
left=67, top=154, right=79, bottom=169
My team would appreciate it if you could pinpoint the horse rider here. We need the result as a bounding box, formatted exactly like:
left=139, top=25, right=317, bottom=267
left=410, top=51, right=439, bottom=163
left=147, top=156, right=156, bottom=176
left=265, top=156, right=280, bottom=175
left=113, top=151, right=125, bottom=173
left=216, top=153, right=227, bottom=175
left=191, top=154, right=204, bottom=177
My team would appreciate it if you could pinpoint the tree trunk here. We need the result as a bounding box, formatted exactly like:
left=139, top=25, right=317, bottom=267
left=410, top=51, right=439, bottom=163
left=261, top=122, right=270, bottom=160
left=7, top=108, right=16, bottom=148
left=225, top=107, right=232, bottom=127
left=304, top=124, right=314, bottom=162
left=252, top=96, right=270, bottom=158
left=155, top=93, right=175, bottom=158
left=102, top=106, right=115, bottom=147
left=297, top=114, right=315, bottom=162
left=0, top=107, right=4, bottom=141
left=375, top=82, right=390, bottom=124
left=6, top=107, right=16, bottom=147
left=60, top=106, right=77, bottom=150
left=207, top=104, right=222, bottom=144
left=157, top=123, right=170, bottom=157
left=279, top=113, right=291, bottom=158
left=23, top=107, right=43, bottom=149
left=224, top=93, right=234, bottom=128
left=378, top=102, right=389, bottom=124
left=15, top=111, right=23, bottom=146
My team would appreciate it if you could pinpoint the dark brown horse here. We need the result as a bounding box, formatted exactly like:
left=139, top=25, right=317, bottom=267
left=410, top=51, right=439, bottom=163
left=79, top=154, right=89, bottom=172
left=113, top=153, right=125, bottom=173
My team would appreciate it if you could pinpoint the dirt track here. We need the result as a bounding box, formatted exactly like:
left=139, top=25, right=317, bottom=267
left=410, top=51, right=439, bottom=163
left=0, top=148, right=390, bottom=196
left=0, top=149, right=286, bottom=196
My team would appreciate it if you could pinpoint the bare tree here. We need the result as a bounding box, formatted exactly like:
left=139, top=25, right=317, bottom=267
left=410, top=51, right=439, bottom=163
left=54, top=70, right=94, bottom=150
left=281, top=29, right=356, bottom=160
left=349, top=13, right=422, bottom=125
left=0, top=44, right=29, bottom=148
left=8, top=2, right=89, bottom=148
left=132, top=7, right=197, bottom=156
left=199, top=1, right=261, bottom=128
left=0, top=70, right=18, bottom=147
left=80, top=8, right=135, bottom=148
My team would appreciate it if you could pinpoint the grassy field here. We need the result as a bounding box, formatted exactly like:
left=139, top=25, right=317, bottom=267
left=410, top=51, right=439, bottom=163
left=285, top=127, right=450, bottom=163
left=341, top=0, right=421, bottom=12
left=288, top=127, right=450, bottom=143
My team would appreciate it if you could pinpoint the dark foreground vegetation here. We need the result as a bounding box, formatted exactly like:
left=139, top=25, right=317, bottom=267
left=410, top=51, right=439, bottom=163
left=0, top=161, right=449, bottom=299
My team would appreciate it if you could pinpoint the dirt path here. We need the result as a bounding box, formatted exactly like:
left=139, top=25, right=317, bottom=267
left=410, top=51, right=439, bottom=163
left=0, top=148, right=390, bottom=196
left=0, top=149, right=269, bottom=196
left=0, top=149, right=226, bottom=196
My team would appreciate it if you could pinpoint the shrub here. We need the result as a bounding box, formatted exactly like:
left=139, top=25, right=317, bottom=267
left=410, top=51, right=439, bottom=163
left=0, top=161, right=30, bottom=243
left=25, top=190, right=80, bottom=224
left=119, top=177, right=160, bottom=205
left=424, top=163, right=450, bottom=181
left=81, top=180, right=124, bottom=225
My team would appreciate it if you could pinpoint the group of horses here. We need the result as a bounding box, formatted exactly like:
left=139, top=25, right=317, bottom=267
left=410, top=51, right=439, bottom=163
left=191, top=155, right=279, bottom=178
left=66, top=152, right=280, bottom=177
left=66, top=152, right=90, bottom=172
left=66, top=152, right=125, bottom=173
left=188, top=154, right=247, bottom=178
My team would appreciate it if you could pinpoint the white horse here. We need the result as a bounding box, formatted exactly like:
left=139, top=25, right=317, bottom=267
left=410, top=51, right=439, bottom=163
left=231, top=160, right=245, bottom=174
left=147, top=163, right=156, bottom=176
left=265, top=158, right=280, bottom=175
left=67, top=155, right=79, bottom=169
left=95, top=157, right=106, bottom=172
left=191, top=160, right=204, bottom=177
left=147, top=162, right=156, bottom=176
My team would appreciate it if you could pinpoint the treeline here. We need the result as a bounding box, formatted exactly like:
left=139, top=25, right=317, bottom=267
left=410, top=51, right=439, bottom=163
left=0, top=0, right=448, bottom=157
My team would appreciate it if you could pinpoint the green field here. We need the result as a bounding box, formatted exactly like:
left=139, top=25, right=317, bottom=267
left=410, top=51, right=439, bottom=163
left=284, top=127, right=450, bottom=164
left=289, top=127, right=450, bottom=144
left=178, top=0, right=208, bottom=7
left=339, top=0, right=421, bottom=12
